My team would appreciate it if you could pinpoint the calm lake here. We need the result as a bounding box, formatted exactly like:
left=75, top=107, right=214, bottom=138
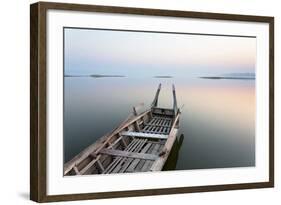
left=64, top=76, right=255, bottom=170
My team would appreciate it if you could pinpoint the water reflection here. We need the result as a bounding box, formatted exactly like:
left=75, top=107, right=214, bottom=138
left=163, top=134, right=185, bottom=171
left=64, top=76, right=255, bottom=170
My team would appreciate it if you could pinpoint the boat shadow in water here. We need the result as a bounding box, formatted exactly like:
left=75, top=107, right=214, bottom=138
left=163, top=134, right=184, bottom=171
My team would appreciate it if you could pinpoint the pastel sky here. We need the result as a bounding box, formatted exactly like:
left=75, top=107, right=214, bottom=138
left=64, top=28, right=256, bottom=77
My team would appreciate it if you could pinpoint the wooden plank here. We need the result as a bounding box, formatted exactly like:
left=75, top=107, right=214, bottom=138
left=147, top=126, right=153, bottom=132
left=151, top=126, right=156, bottom=132
left=149, top=119, right=155, bottom=124
left=143, top=123, right=171, bottom=128
left=73, top=166, right=80, bottom=175
left=133, top=106, right=138, bottom=116
left=121, top=138, right=128, bottom=147
left=79, top=155, right=101, bottom=175
left=150, top=118, right=156, bottom=125
left=155, top=118, right=161, bottom=125
left=111, top=139, right=146, bottom=173
left=172, top=84, right=178, bottom=115
left=155, top=129, right=167, bottom=135
left=105, top=139, right=144, bottom=174
left=153, top=108, right=174, bottom=113
left=155, top=126, right=160, bottom=133
left=158, top=118, right=163, bottom=124
left=146, top=126, right=153, bottom=132
left=102, top=139, right=138, bottom=174
left=134, top=143, right=156, bottom=172
left=168, top=120, right=172, bottom=126
left=144, top=128, right=150, bottom=133
left=159, top=126, right=165, bottom=133
left=152, top=109, right=174, bottom=116
left=159, top=126, right=164, bottom=133
left=142, top=126, right=149, bottom=132
left=134, top=121, right=140, bottom=131
left=97, top=160, right=105, bottom=172
left=150, top=118, right=157, bottom=124
left=149, top=111, right=153, bottom=119
left=107, top=135, right=123, bottom=149
left=121, top=131, right=168, bottom=140
left=117, top=140, right=148, bottom=173
left=126, top=143, right=152, bottom=172
left=140, top=143, right=161, bottom=172
left=100, top=148, right=159, bottom=161
left=151, top=143, right=161, bottom=154
left=164, top=126, right=169, bottom=133
left=151, top=84, right=161, bottom=108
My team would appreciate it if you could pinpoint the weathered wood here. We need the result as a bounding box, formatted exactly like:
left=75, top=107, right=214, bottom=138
left=73, top=166, right=80, bottom=175
left=151, top=84, right=161, bottom=108
left=142, top=116, right=172, bottom=135
left=172, top=84, right=178, bottom=115
left=134, top=143, right=156, bottom=172
left=79, top=155, right=101, bottom=175
left=134, top=121, right=140, bottom=131
left=133, top=102, right=144, bottom=116
left=108, top=135, right=123, bottom=149
left=121, top=131, right=168, bottom=140
left=152, top=108, right=174, bottom=116
left=150, top=129, right=178, bottom=171
left=126, top=143, right=152, bottom=172
left=100, top=148, right=159, bottom=161
left=140, top=143, right=161, bottom=171
left=150, top=113, right=180, bottom=171
left=133, top=106, right=138, bottom=116
left=110, top=139, right=146, bottom=173
left=120, top=136, right=128, bottom=147
left=115, top=139, right=147, bottom=173
left=97, top=160, right=105, bottom=172
left=103, top=139, right=139, bottom=174
left=149, top=111, right=153, bottom=119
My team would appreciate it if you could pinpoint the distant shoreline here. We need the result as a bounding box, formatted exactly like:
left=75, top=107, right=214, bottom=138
left=64, top=75, right=89, bottom=77
left=200, top=76, right=255, bottom=80
left=153, top=76, right=173, bottom=78
left=90, top=74, right=125, bottom=78
left=65, top=74, right=175, bottom=78
left=65, top=74, right=125, bottom=78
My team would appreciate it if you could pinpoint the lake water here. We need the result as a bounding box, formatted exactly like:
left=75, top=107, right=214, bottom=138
left=64, top=76, right=255, bottom=170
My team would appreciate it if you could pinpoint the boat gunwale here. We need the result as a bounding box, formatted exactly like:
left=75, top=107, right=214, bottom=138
left=64, top=108, right=152, bottom=174
left=64, top=84, right=180, bottom=175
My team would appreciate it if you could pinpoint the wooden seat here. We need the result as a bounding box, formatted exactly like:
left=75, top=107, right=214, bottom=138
left=121, top=131, right=169, bottom=139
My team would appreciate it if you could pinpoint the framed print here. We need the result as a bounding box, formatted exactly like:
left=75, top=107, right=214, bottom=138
left=30, top=1, right=274, bottom=202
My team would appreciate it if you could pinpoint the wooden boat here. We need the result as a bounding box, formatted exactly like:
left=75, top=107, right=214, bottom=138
left=64, top=84, right=181, bottom=175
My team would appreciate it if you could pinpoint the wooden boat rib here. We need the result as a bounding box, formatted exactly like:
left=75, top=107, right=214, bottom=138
left=64, top=84, right=181, bottom=175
